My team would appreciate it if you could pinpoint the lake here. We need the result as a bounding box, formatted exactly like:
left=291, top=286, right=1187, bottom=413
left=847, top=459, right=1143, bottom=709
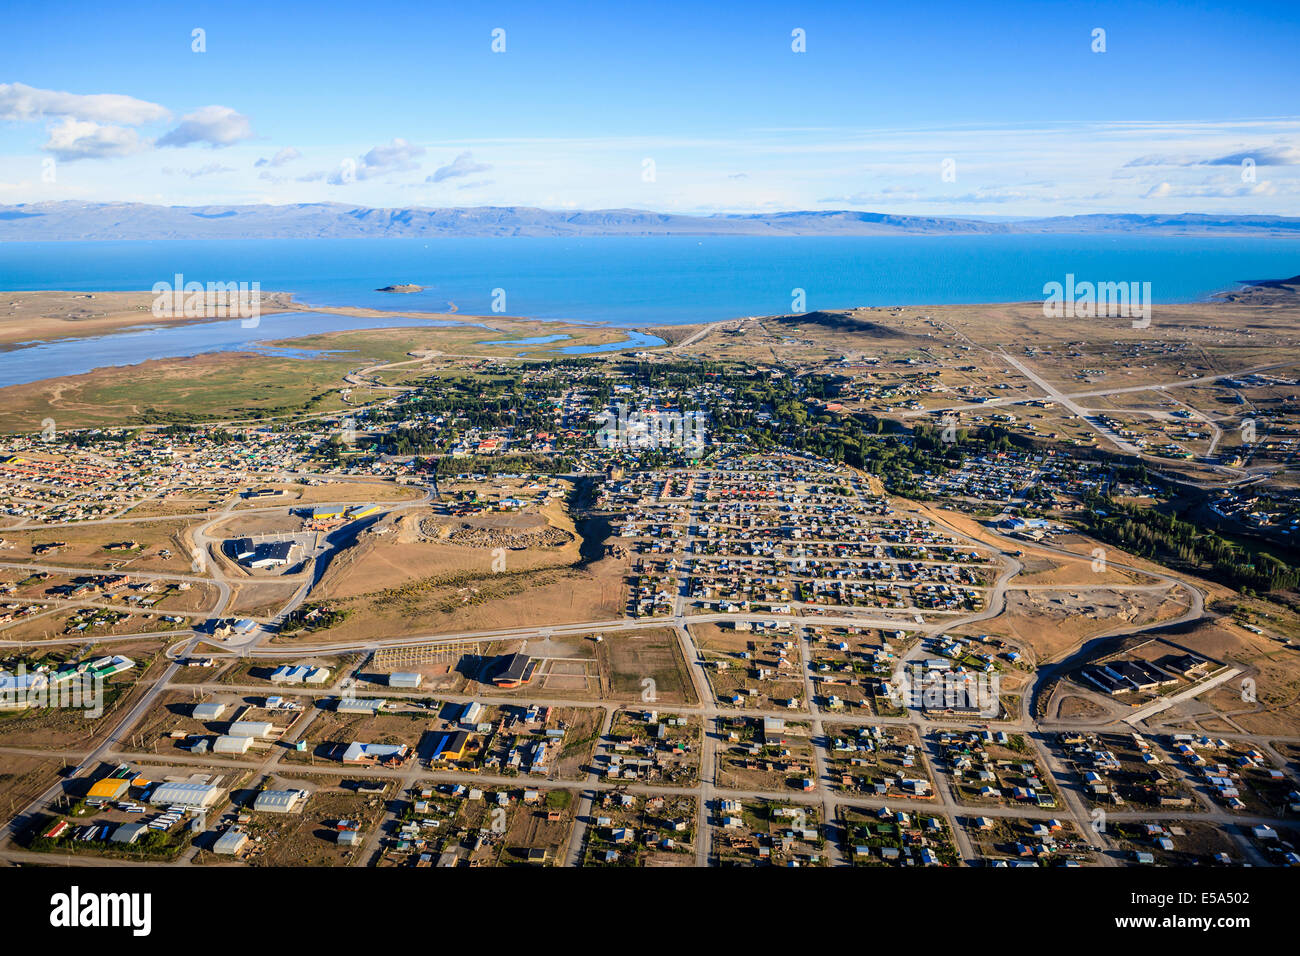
left=2, top=234, right=1297, bottom=386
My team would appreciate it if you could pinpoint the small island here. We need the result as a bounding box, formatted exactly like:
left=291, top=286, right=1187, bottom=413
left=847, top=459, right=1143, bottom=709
left=375, top=283, right=425, bottom=293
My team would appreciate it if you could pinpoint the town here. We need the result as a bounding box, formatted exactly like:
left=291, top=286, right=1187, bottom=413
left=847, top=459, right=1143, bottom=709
left=1, top=288, right=1298, bottom=871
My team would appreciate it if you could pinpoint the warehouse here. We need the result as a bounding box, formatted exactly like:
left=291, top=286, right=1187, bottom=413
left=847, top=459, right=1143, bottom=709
left=246, top=540, right=296, bottom=569
left=337, top=697, right=385, bottom=715
left=231, top=537, right=297, bottom=569
left=432, top=730, right=472, bottom=762
left=213, top=829, right=249, bottom=855
left=213, top=735, right=254, bottom=755
left=111, top=822, right=147, bottom=845
left=388, top=672, right=423, bottom=689
left=492, top=653, right=535, bottom=688
left=86, top=777, right=130, bottom=803
left=87, top=655, right=134, bottom=679
left=253, top=788, right=308, bottom=813
left=228, top=720, right=274, bottom=739
left=149, top=781, right=222, bottom=810
left=192, top=701, right=227, bottom=721
left=269, top=663, right=330, bottom=685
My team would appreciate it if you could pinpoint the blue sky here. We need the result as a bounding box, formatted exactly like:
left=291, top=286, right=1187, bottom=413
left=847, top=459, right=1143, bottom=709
left=2, top=0, right=1298, bottom=215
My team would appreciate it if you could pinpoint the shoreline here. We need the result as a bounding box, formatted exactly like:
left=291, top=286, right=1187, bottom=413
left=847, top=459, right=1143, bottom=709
left=1, top=273, right=1295, bottom=397
left=0, top=277, right=1295, bottom=437
left=0, top=290, right=667, bottom=351
left=2, top=273, right=1286, bottom=352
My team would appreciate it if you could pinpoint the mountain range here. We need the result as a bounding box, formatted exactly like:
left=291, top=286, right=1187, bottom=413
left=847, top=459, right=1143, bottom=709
left=1, top=202, right=1298, bottom=240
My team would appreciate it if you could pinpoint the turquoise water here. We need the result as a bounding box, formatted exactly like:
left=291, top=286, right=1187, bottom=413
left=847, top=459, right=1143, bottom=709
left=4, top=235, right=1298, bottom=322
left=1, top=235, right=1296, bottom=386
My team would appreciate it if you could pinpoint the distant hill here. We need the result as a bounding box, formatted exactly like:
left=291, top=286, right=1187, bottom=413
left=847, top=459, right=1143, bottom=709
left=1, top=202, right=1298, bottom=240
left=773, top=310, right=923, bottom=340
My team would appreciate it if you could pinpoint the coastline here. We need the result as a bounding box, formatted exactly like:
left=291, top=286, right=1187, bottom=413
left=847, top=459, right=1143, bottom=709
left=3, top=270, right=1297, bottom=395
left=4, top=268, right=1290, bottom=353
left=2, top=275, right=1296, bottom=437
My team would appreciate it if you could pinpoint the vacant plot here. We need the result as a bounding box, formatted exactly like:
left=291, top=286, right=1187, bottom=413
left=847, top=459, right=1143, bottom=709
left=233, top=481, right=424, bottom=511
left=979, top=584, right=1191, bottom=665
left=599, top=630, right=695, bottom=705
left=274, top=555, right=629, bottom=646
left=0, top=752, right=65, bottom=816
left=4, top=519, right=207, bottom=574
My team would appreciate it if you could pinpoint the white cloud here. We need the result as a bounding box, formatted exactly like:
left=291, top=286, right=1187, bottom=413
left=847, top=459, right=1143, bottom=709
left=0, top=82, right=169, bottom=125
left=325, top=138, right=426, bottom=185
left=1203, top=145, right=1300, bottom=167
left=43, top=118, right=149, bottom=161
left=360, top=138, right=424, bottom=176
left=255, top=146, right=301, bottom=167
left=1143, top=180, right=1277, bottom=198
left=1126, top=144, right=1300, bottom=168
left=427, top=150, right=491, bottom=183
left=163, top=162, right=236, bottom=178
left=818, top=185, right=1036, bottom=205
left=158, top=106, right=254, bottom=148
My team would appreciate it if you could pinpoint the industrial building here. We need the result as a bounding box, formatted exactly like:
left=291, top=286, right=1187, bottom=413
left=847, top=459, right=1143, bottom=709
left=431, top=730, right=472, bottom=762
left=213, top=829, right=249, bottom=855
left=253, top=789, right=308, bottom=813
left=111, top=822, right=146, bottom=845
left=228, top=720, right=274, bottom=738
left=149, top=781, right=222, bottom=810
left=86, top=777, right=130, bottom=803
left=270, top=664, right=330, bottom=685
left=337, top=697, right=385, bottom=715
left=388, top=672, right=423, bottom=689
left=232, top=537, right=298, bottom=569
left=492, top=653, right=535, bottom=688
left=1080, top=658, right=1180, bottom=695
left=192, top=701, right=227, bottom=721
left=86, top=655, right=135, bottom=679
left=213, top=735, right=254, bottom=755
